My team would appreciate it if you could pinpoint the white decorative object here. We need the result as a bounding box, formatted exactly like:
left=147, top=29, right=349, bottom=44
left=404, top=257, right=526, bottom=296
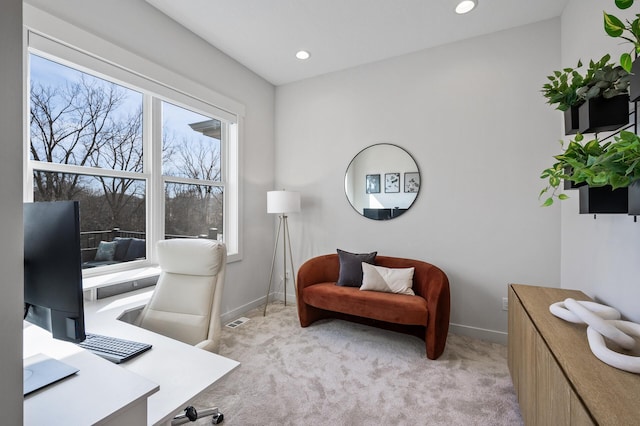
left=549, top=300, right=620, bottom=323
left=587, top=321, right=640, bottom=374
left=550, top=297, right=640, bottom=374
left=564, top=298, right=635, bottom=350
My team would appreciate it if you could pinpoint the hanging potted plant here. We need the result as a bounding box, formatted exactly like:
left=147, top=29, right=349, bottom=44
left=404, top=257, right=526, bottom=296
left=541, top=59, right=591, bottom=135
left=541, top=55, right=630, bottom=135
left=575, top=60, right=630, bottom=133
left=540, top=131, right=640, bottom=213
left=586, top=130, right=640, bottom=214
left=603, top=0, right=640, bottom=100
left=540, top=133, right=608, bottom=206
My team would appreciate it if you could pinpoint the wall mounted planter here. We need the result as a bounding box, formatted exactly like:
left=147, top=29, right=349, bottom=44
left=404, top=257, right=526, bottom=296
left=628, top=181, right=640, bottom=215
left=578, top=185, right=628, bottom=214
left=630, top=59, right=640, bottom=103
left=578, top=94, right=629, bottom=134
left=564, top=107, right=579, bottom=135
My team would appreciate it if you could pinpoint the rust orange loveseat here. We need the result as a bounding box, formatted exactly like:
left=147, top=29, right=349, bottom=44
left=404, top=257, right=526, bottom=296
left=296, top=253, right=450, bottom=359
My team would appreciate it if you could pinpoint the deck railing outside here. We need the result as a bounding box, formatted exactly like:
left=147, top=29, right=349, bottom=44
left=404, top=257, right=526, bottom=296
left=80, top=227, right=219, bottom=262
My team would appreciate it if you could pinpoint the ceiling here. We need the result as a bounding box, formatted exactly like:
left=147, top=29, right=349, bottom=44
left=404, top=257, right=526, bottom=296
left=145, top=0, right=569, bottom=86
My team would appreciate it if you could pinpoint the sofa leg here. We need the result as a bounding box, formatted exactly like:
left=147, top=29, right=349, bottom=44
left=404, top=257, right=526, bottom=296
left=297, top=304, right=332, bottom=327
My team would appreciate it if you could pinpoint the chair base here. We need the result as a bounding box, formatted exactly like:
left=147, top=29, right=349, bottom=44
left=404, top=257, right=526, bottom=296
left=172, top=406, right=224, bottom=425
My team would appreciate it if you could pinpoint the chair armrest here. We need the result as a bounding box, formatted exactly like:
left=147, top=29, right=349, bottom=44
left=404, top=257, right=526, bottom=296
left=196, top=339, right=218, bottom=353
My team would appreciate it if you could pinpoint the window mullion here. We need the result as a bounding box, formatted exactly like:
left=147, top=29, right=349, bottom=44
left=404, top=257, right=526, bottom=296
left=148, top=96, right=163, bottom=263
left=225, top=121, right=239, bottom=256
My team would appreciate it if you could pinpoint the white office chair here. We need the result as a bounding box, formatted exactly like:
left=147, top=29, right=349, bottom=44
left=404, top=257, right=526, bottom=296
left=136, top=238, right=226, bottom=352
left=136, top=238, right=227, bottom=424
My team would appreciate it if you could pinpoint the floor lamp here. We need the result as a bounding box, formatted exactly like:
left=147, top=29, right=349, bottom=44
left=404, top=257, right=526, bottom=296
left=264, top=190, right=300, bottom=316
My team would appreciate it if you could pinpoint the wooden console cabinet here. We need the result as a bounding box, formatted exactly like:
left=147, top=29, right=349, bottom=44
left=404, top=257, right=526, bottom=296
left=508, top=284, right=640, bottom=425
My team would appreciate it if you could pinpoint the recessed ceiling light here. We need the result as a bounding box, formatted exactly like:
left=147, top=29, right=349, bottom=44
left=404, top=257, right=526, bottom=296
left=295, top=50, right=311, bottom=60
left=455, top=0, right=477, bottom=14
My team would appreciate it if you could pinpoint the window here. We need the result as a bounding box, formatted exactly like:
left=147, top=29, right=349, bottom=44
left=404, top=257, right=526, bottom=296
left=162, top=102, right=224, bottom=241
left=26, top=36, right=240, bottom=276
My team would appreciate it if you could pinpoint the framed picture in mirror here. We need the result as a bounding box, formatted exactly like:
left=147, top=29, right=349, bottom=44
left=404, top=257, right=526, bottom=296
left=366, top=174, right=380, bottom=194
left=385, top=173, right=400, bottom=193
left=405, top=172, right=420, bottom=193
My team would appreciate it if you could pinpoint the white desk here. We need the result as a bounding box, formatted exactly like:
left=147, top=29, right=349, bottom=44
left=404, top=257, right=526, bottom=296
left=24, top=288, right=240, bottom=425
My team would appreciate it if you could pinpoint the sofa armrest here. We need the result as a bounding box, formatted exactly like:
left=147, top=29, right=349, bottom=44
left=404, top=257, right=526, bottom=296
left=296, top=254, right=340, bottom=290
left=296, top=254, right=341, bottom=326
left=413, top=263, right=450, bottom=359
left=375, top=255, right=450, bottom=358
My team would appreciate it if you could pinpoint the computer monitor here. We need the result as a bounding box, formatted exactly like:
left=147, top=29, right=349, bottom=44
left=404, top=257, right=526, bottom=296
left=24, top=200, right=86, bottom=343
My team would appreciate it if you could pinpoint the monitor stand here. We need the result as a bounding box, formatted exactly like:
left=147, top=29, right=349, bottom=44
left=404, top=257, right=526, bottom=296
left=23, top=354, right=79, bottom=395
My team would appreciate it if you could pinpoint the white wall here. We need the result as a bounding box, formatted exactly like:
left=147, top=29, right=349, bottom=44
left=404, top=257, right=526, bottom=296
left=275, top=19, right=562, bottom=342
left=23, top=0, right=277, bottom=317
left=560, top=0, right=640, bottom=322
left=0, top=0, right=24, bottom=422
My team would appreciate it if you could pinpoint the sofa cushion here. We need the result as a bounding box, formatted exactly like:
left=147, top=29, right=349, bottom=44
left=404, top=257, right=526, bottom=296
left=336, top=249, right=377, bottom=287
left=113, top=237, right=132, bottom=261
left=94, top=241, right=117, bottom=262
left=303, top=282, right=427, bottom=325
left=123, top=237, right=146, bottom=261
left=361, top=263, right=415, bottom=295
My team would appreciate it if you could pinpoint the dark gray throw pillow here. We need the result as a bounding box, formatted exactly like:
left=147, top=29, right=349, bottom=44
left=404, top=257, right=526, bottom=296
left=123, top=238, right=146, bottom=261
left=113, top=237, right=132, bottom=261
left=336, top=249, right=377, bottom=287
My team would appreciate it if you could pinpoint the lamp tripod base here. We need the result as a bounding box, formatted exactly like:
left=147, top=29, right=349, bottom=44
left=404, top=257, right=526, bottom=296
left=264, top=214, right=296, bottom=316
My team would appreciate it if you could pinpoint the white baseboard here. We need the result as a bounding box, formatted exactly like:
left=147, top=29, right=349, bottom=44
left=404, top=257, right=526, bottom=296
left=449, top=323, right=507, bottom=345
left=221, top=298, right=508, bottom=346
left=220, top=297, right=265, bottom=324
left=219, top=291, right=297, bottom=324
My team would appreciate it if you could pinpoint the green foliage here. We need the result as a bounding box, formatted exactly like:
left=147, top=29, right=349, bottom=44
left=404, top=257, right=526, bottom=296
left=541, top=55, right=629, bottom=112
left=539, top=131, right=640, bottom=206
left=541, top=60, right=585, bottom=111
left=575, top=61, right=630, bottom=100
left=538, top=1, right=640, bottom=207
left=604, top=0, right=640, bottom=72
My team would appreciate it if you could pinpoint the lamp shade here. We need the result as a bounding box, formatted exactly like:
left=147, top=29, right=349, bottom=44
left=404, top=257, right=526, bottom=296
left=267, top=190, right=300, bottom=214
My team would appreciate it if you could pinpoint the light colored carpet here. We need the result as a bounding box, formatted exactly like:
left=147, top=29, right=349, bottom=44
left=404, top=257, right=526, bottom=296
left=192, top=302, right=523, bottom=425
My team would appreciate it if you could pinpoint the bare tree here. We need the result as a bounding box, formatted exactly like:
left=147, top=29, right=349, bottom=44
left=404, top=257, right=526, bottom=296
left=91, top=106, right=145, bottom=226
left=30, top=68, right=222, bottom=239
left=165, top=138, right=223, bottom=236
left=30, top=74, right=148, bottom=235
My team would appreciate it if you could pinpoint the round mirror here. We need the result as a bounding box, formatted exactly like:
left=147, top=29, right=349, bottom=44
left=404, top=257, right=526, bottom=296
left=344, top=144, right=420, bottom=220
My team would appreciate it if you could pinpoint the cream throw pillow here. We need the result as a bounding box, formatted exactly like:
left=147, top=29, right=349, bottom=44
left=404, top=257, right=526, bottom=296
left=360, top=262, right=415, bottom=295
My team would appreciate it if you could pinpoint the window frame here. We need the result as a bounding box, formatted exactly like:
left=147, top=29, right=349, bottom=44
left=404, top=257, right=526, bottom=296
left=24, top=30, right=243, bottom=282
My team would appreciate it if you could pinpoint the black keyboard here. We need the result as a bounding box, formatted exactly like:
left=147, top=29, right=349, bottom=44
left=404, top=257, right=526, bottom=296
left=77, top=333, right=152, bottom=364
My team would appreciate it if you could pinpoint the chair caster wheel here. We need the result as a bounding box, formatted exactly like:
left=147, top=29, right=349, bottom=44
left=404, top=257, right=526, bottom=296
left=184, top=406, right=198, bottom=421
left=211, top=412, right=224, bottom=424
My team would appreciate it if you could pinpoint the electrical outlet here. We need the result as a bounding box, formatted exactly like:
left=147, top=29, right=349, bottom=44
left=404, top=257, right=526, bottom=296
left=502, top=297, right=509, bottom=311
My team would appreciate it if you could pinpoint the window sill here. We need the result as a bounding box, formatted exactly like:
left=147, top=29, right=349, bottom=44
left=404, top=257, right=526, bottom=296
left=82, top=247, right=239, bottom=301
left=83, top=266, right=160, bottom=301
